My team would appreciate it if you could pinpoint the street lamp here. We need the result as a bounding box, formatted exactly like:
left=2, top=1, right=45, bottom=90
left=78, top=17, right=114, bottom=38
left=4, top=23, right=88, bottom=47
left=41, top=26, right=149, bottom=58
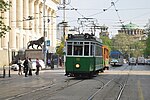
left=43, top=0, right=47, bottom=67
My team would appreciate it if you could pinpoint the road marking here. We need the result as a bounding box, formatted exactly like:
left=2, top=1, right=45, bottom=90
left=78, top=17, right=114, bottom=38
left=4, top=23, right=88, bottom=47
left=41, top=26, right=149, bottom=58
left=138, top=80, right=144, bottom=100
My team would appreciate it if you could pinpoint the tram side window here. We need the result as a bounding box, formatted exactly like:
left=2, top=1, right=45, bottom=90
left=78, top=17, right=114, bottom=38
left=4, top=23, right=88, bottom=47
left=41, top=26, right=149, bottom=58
left=84, top=45, right=89, bottom=56
left=95, top=45, right=102, bottom=56
left=74, top=46, right=83, bottom=55
left=67, top=45, right=72, bottom=55
left=90, top=45, right=94, bottom=56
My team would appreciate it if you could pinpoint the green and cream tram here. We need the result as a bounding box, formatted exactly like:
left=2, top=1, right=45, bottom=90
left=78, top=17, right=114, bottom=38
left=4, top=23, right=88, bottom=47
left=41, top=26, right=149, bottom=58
left=65, top=33, right=104, bottom=78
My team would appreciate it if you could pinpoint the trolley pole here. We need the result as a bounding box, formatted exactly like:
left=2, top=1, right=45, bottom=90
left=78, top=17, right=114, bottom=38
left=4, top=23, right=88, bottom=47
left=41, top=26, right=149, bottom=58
left=43, top=0, right=47, bottom=67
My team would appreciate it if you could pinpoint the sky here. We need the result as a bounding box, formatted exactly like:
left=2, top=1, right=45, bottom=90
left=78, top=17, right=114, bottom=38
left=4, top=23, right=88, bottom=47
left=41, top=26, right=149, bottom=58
left=56, top=0, right=150, bottom=37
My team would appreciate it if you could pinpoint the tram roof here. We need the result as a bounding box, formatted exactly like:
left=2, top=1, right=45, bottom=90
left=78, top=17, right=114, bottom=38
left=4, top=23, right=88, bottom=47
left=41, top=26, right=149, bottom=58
left=66, top=34, right=103, bottom=43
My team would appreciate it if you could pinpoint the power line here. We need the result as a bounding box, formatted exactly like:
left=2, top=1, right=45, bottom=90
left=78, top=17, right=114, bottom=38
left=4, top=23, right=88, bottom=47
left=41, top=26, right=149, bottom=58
left=75, top=8, right=150, bottom=11
left=111, top=0, right=124, bottom=27
left=68, top=4, right=86, bottom=18
left=87, top=0, right=120, bottom=17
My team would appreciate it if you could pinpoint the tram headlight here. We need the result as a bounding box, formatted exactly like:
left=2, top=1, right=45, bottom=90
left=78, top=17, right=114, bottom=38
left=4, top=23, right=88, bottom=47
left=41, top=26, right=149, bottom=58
left=75, top=64, right=80, bottom=68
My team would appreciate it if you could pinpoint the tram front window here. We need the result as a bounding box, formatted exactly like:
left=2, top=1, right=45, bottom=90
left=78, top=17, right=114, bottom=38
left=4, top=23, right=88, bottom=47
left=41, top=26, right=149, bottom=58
left=74, top=46, right=83, bottom=55
left=67, top=45, right=72, bottom=55
left=84, top=45, right=89, bottom=56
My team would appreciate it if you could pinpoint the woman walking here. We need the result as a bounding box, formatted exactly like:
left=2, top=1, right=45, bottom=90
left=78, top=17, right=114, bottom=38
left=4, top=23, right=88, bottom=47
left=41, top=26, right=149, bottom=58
left=35, top=58, right=41, bottom=75
left=18, top=58, right=22, bottom=75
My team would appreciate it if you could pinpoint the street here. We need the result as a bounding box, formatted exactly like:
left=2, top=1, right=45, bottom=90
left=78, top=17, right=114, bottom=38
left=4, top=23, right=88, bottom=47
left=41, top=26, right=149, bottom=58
left=0, top=65, right=150, bottom=100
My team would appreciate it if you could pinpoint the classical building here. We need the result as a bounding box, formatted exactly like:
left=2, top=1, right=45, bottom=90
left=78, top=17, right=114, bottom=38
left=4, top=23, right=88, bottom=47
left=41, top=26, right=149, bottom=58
left=118, top=22, right=145, bottom=41
left=0, top=0, right=60, bottom=66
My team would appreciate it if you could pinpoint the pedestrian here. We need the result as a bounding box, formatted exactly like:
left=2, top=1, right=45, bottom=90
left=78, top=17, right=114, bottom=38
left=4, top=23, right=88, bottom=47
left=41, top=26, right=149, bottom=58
left=51, top=58, right=54, bottom=70
left=47, top=58, right=51, bottom=67
left=35, top=58, right=41, bottom=75
left=17, top=58, right=22, bottom=75
left=59, top=57, right=62, bottom=67
left=23, top=57, right=29, bottom=77
left=28, top=58, right=32, bottom=76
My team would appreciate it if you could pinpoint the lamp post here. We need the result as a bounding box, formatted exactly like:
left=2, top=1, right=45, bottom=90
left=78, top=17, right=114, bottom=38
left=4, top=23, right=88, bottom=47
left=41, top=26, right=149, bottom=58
left=43, top=0, right=47, bottom=67
left=8, top=42, right=10, bottom=77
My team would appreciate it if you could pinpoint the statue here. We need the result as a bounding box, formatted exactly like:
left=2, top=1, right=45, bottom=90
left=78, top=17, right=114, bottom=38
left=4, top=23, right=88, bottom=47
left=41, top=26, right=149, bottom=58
left=27, top=37, right=44, bottom=49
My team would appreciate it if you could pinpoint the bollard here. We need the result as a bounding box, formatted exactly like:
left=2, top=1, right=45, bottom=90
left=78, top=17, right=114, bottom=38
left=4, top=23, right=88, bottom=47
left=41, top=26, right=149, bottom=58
left=3, top=65, right=5, bottom=78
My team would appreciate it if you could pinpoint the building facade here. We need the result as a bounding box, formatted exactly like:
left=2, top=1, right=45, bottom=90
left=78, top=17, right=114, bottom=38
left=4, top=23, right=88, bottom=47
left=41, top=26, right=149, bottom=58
left=0, top=0, right=60, bottom=66
left=118, top=22, right=145, bottom=41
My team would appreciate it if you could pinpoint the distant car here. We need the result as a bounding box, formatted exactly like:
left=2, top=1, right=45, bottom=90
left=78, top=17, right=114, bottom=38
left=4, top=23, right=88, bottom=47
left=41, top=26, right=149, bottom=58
left=146, top=59, right=150, bottom=65
left=31, top=59, right=45, bottom=70
left=137, top=57, right=145, bottom=65
left=11, top=64, right=19, bottom=71
left=129, top=57, right=136, bottom=65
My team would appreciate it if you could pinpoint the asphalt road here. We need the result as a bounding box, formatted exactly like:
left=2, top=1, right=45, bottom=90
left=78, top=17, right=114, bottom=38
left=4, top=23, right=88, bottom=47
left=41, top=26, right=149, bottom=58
left=0, top=64, right=150, bottom=100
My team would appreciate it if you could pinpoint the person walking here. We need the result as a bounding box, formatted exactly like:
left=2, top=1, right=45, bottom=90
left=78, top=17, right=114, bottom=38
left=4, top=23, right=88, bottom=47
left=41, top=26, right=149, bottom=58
left=23, top=58, right=29, bottom=77
left=17, top=58, right=22, bottom=75
left=47, top=58, right=51, bottom=67
left=35, top=58, right=40, bottom=75
left=28, top=58, right=32, bottom=76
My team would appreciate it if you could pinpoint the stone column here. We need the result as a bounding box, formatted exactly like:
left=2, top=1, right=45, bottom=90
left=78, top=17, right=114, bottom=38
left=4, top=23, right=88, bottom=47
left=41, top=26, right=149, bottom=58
left=23, top=0, right=29, bottom=29
left=52, top=11, right=57, bottom=48
left=48, top=8, right=52, bottom=40
left=39, top=3, right=43, bottom=36
left=29, top=0, right=35, bottom=33
left=16, top=0, right=23, bottom=49
left=51, top=10, right=54, bottom=47
left=9, top=0, right=16, bottom=49
left=45, top=6, right=48, bottom=37
left=0, top=10, right=1, bottom=48
left=34, top=0, right=40, bottom=35
left=1, top=4, right=9, bottom=49
left=16, top=0, right=23, bottom=28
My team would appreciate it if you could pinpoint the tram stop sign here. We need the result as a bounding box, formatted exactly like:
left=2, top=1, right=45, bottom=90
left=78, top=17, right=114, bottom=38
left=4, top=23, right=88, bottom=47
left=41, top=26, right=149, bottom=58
left=46, top=40, right=50, bottom=46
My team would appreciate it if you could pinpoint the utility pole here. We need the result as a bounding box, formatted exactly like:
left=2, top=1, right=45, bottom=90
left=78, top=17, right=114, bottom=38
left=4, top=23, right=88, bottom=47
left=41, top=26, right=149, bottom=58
left=63, top=0, right=66, bottom=39
left=43, top=0, right=47, bottom=67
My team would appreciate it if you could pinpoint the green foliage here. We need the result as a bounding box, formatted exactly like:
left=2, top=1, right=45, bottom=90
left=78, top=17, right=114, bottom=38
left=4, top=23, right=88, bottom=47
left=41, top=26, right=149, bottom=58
left=144, top=32, right=150, bottom=56
left=56, top=39, right=65, bottom=56
left=111, top=33, right=146, bottom=57
left=111, top=33, right=132, bottom=53
left=100, top=36, right=112, bottom=51
left=0, top=0, right=11, bottom=38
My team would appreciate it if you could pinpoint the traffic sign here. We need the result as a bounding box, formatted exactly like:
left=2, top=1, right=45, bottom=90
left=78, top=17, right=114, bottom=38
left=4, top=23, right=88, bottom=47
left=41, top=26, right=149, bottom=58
left=47, top=40, right=50, bottom=46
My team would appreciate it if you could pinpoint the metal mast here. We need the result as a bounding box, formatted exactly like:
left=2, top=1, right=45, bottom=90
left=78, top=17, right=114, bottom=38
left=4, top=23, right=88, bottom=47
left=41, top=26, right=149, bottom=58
left=43, top=0, right=47, bottom=67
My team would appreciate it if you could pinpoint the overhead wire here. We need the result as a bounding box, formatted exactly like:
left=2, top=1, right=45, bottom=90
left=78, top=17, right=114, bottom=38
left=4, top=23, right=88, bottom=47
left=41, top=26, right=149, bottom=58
left=68, top=4, right=86, bottom=18
left=87, top=0, right=120, bottom=17
left=111, top=0, right=124, bottom=27
left=58, top=0, right=149, bottom=30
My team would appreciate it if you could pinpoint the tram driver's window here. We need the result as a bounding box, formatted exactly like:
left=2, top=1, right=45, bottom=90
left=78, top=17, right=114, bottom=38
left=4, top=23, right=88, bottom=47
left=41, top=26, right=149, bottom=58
left=67, top=45, right=72, bottom=55
left=74, top=46, right=83, bottom=55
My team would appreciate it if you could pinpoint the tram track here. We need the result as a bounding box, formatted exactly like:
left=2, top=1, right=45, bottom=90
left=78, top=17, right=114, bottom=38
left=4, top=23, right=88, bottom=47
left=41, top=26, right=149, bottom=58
left=115, top=65, right=133, bottom=100
left=5, top=78, right=85, bottom=100
left=87, top=65, right=132, bottom=100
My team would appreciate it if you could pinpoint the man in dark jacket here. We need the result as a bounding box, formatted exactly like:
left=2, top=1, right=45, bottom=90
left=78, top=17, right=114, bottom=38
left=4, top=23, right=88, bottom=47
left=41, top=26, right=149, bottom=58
left=23, top=58, right=29, bottom=77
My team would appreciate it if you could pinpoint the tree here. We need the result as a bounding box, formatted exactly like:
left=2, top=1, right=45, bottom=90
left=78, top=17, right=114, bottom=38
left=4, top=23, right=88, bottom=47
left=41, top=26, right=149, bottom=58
left=111, top=33, right=133, bottom=53
left=144, top=32, right=150, bottom=57
left=56, top=38, right=65, bottom=56
left=111, top=32, right=146, bottom=58
left=0, top=0, right=11, bottom=37
left=100, top=36, right=112, bottom=51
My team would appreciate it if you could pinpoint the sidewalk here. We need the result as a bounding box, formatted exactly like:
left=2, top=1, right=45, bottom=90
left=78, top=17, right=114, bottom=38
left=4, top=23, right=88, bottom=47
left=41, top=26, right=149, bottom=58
left=0, top=68, right=65, bottom=100
left=0, top=65, right=65, bottom=80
